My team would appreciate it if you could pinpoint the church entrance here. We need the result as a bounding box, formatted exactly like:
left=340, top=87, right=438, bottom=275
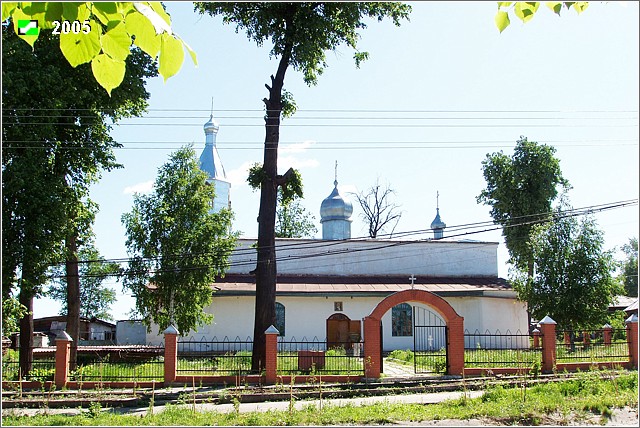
left=326, top=313, right=361, bottom=350
left=413, top=305, right=448, bottom=374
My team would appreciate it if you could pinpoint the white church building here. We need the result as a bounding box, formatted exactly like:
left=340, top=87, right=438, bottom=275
left=144, top=115, right=529, bottom=351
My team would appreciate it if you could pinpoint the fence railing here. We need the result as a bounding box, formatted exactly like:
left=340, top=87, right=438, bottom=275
left=555, top=329, right=629, bottom=363
left=72, top=354, right=164, bottom=382
left=177, top=338, right=253, bottom=376
left=464, top=330, right=542, bottom=368
left=277, top=338, right=365, bottom=375
left=1, top=349, right=56, bottom=382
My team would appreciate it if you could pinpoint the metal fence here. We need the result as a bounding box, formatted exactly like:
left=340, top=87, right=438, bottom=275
left=555, top=329, right=629, bottom=363
left=464, top=329, right=542, bottom=368
left=1, top=349, right=56, bottom=382
left=71, top=346, right=165, bottom=381
left=177, top=337, right=253, bottom=376
left=277, top=337, right=365, bottom=375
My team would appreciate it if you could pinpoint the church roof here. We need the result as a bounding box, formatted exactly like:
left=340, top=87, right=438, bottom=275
left=199, top=114, right=228, bottom=182
left=320, top=180, right=353, bottom=222
left=211, top=274, right=512, bottom=297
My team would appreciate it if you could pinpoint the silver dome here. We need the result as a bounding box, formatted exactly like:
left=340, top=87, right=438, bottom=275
left=320, top=181, right=353, bottom=222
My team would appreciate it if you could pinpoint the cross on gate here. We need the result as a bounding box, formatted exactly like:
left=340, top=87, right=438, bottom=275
left=409, top=274, right=417, bottom=289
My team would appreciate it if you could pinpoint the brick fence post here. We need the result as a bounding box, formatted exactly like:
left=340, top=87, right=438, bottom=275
left=447, top=317, right=464, bottom=376
left=363, top=316, right=381, bottom=379
left=625, top=314, right=638, bottom=369
left=539, top=315, right=557, bottom=374
left=264, top=325, right=279, bottom=384
left=602, top=323, right=612, bottom=347
left=163, top=325, right=179, bottom=385
left=54, top=331, right=72, bottom=388
left=532, top=329, right=541, bottom=348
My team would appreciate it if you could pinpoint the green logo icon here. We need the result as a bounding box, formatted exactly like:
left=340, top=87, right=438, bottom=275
left=18, top=20, right=39, bottom=36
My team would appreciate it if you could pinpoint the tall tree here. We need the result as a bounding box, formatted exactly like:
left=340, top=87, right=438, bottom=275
left=275, top=189, right=318, bottom=239
left=121, top=146, right=237, bottom=334
left=2, top=24, right=156, bottom=376
left=352, top=179, right=403, bottom=239
left=195, top=1, right=411, bottom=371
left=511, top=202, right=623, bottom=332
left=619, top=237, right=638, bottom=297
left=48, top=239, right=119, bottom=321
left=477, top=136, right=570, bottom=276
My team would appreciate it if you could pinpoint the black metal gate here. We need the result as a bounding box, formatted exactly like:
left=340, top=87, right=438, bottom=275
left=413, top=306, right=448, bottom=374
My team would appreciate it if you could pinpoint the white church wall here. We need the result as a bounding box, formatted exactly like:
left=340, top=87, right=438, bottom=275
left=227, top=239, right=498, bottom=277
left=146, top=293, right=527, bottom=351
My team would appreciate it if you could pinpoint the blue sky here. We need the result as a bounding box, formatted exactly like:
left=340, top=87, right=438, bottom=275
left=30, top=1, right=639, bottom=321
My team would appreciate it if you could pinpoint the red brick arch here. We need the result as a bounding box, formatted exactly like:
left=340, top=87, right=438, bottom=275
left=363, top=289, right=465, bottom=377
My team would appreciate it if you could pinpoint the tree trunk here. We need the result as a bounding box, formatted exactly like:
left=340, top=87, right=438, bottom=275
left=251, top=42, right=292, bottom=372
left=18, top=288, right=33, bottom=379
left=66, top=233, right=80, bottom=371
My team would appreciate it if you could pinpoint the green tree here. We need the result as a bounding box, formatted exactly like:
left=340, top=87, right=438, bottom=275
left=477, top=136, right=570, bottom=276
left=2, top=23, right=156, bottom=376
left=275, top=190, right=318, bottom=239
left=619, top=237, right=638, bottom=297
left=121, top=146, right=237, bottom=335
left=48, top=239, right=119, bottom=321
left=195, top=1, right=411, bottom=371
left=511, top=203, right=623, bottom=332
left=2, top=1, right=195, bottom=93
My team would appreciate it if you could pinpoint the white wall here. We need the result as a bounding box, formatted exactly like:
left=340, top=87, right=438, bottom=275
left=146, top=293, right=528, bottom=351
left=117, top=320, right=147, bottom=345
left=227, top=238, right=498, bottom=277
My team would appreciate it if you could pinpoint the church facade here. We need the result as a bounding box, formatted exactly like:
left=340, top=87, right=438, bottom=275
left=144, top=115, right=529, bottom=351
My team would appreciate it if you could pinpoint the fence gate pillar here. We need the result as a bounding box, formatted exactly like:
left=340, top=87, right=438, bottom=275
left=163, top=325, right=179, bottom=385
left=602, top=323, right=612, bottom=347
left=363, top=316, right=381, bottom=379
left=447, top=317, right=464, bottom=376
left=54, top=331, right=72, bottom=388
left=539, top=315, right=557, bottom=374
left=264, top=325, right=279, bottom=384
left=625, top=314, right=638, bottom=369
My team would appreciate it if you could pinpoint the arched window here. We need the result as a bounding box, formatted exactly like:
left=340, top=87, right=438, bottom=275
left=275, top=302, right=285, bottom=336
left=392, top=303, right=412, bottom=336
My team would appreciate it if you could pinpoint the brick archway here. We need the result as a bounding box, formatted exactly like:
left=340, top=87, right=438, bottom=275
left=363, top=289, right=464, bottom=377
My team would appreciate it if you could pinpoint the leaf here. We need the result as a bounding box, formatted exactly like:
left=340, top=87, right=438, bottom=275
left=92, top=2, right=122, bottom=26
left=514, top=2, right=540, bottom=23
left=497, top=2, right=513, bottom=9
left=572, top=2, right=588, bottom=14
left=125, top=9, right=161, bottom=58
left=43, top=2, right=63, bottom=29
left=182, top=38, right=198, bottom=66
left=149, top=1, right=172, bottom=27
left=546, top=1, right=563, bottom=14
left=2, top=2, right=18, bottom=22
left=134, top=2, right=172, bottom=35
left=101, top=21, right=131, bottom=61
left=11, top=8, right=39, bottom=49
left=495, top=10, right=510, bottom=33
left=91, top=53, right=126, bottom=95
left=158, top=33, right=184, bottom=82
left=59, top=18, right=101, bottom=67
left=61, top=2, right=79, bottom=21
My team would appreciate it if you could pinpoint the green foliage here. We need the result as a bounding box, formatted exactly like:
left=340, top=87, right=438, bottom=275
left=276, top=189, right=318, bottom=239
left=47, top=238, right=119, bottom=320
left=2, top=2, right=196, bottom=94
left=511, top=202, right=623, bottom=331
left=246, top=163, right=269, bottom=191
left=619, top=237, right=638, bottom=297
left=2, top=20, right=156, bottom=370
left=477, top=136, right=570, bottom=273
left=495, top=2, right=589, bottom=33
left=1, top=296, right=28, bottom=337
left=121, top=146, right=237, bottom=334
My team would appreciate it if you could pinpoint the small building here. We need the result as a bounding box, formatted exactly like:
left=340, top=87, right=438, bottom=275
left=32, top=316, right=116, bottom=345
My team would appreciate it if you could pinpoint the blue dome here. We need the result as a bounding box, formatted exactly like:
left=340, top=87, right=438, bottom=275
left=204, top=115, right=219, bottom=133
left=431, top=208, right=446, bottom=230
left=320, top=181, right=353, bottom=222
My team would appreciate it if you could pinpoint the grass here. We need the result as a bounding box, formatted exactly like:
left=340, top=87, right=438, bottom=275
left=3, top=369, right=637, bottom=426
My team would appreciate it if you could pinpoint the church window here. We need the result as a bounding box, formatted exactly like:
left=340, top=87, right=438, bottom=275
left=275, top=302, right=285, bottom=336
left=392, top=303, right=412, bottom=337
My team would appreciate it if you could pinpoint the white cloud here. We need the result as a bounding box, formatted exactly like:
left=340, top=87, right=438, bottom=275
left=123, top=180, right=154, bottom=195
left=281, top=140, right=316, bottom=154
left=226, top=161, right=254, bottom=187
left=278, top=156, right=320, bottom=171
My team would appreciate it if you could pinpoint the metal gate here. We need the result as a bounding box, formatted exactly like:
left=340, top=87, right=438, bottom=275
left=413, top=306, right=448, bottom=374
